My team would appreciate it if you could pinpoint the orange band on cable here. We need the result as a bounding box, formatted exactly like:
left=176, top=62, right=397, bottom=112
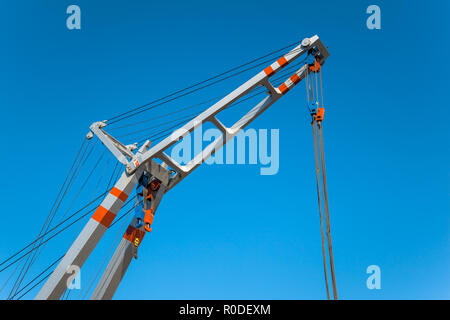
left=110, top=187, right=128, bottom=202
left=279, top=83, right=289, bottom=94
left=92, top=206, right=116, bottom=228
left=277, top=57, right=288, bottom=68
left=264, top=66, right=274, bottom=77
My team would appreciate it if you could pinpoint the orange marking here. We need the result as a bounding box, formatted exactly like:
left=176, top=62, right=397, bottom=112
left=316, top=107, right=325, bottom=122
left=144, top=208, right=154, bottom=233
left=123, top=226, right=135, bottom=242
left=144, top=209, right=154, bottom=225
left=110, top=187, right=128, bottom=202
left=277, top=57, right=288, bottom=68
left=92, top=206, right=116, bottom=228
left=149, top=180, right=161, bottom=192
left=123, top=225, right=146, bottom=244
left=309, top=60, right=321, bottom=73
left=290, top=73, right=300, bottom=84
left=279, top=83, right=289, bottom=94
left=264, top=66, right=274, bottom=77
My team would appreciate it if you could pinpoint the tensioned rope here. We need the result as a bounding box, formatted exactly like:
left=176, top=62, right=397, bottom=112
left=106, top=40, right=304, bottom=125
left=3, top=40, right=312, bottom=299
left=0, top=56, right=295, bottom=286
left=127, top=59, right=310, bottom=146
left=312, top=121, right=331, bottom=300
left=307, top=65, right=338, bottom=300
left=6, top=138, right=111, bottom=298
left=8, top=138, right=92, bottom=299
left=0, top=191, right=107, bottom=273
left=9, top=199, right=127, bottom=300
left=12, top=201, right=136, bottom=300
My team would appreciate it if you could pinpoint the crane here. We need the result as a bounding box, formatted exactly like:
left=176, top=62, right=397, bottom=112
left=34, top=35, right=331, bottom=300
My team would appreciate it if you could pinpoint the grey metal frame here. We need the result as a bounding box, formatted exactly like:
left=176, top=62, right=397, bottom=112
left=35, top=35, right=329, bottom=300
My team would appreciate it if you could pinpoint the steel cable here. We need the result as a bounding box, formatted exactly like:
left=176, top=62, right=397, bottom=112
left=8, top=138, right=90, bottom=298
left=106, top=40, right=303, bottom=124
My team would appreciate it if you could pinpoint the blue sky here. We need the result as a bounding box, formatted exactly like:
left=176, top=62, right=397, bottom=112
left=0, top=0, right=448, bottom=300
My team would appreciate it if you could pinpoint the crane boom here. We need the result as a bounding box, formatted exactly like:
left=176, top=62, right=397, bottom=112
left=35, top=35, right=329, bottom=300
left=91, top=181, right=167, bottom=299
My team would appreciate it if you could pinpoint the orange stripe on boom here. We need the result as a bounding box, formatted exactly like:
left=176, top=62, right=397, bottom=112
left=92, top=206, right=116, bottom=228
left=279, top=83, right=289, bottom=94
left=277, top=57, right=288, bottom=68
left=290, top=73, right=300, bottom=84
left=110, top=187, right=128, bottom=202
left=264, top=66, right=274, bottom=77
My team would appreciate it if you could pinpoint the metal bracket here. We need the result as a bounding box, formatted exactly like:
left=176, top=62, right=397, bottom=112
left=37, top=34, right=330, bottom=301
left=123, top=36, right=329, bottom=182
left=87, top=35, right=329, bottom=180
left=143, top=159, right=171, bottom=187
left=87, top=121, right=138, bottom=166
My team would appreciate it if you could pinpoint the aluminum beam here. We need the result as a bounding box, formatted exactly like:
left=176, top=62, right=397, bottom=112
left=35, top=35, right=329, bottom=300
left=91, top=184, right=167, bottom=300
left=35, top=169, right=143, bottom=300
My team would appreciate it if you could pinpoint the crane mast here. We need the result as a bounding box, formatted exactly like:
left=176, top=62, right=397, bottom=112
left=35, top=35, right=329, bottom=300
